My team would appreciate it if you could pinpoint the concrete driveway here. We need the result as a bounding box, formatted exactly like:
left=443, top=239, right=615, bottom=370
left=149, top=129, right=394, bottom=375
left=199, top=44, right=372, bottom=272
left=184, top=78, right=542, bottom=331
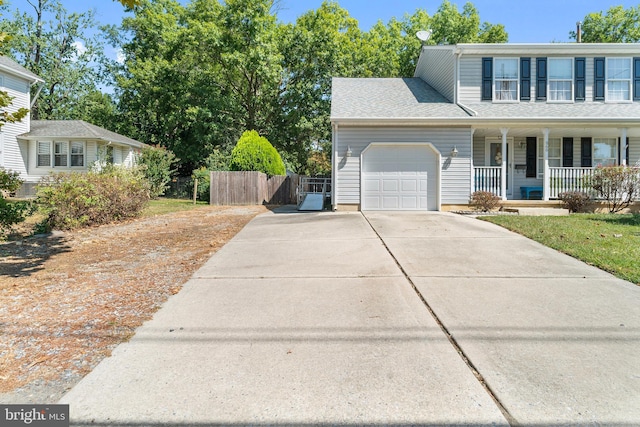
left=60, top=209, right=640, bottom=426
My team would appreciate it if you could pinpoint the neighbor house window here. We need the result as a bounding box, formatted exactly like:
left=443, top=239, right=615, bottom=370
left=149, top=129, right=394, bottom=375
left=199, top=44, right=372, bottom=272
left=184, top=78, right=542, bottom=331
left=607, top=58, right=631, bottom=101
left=537, top=138, right=561, bottom=178
left=494, top=58, right=518, bottom=101
left=548, top=58, right=573, bottom=101
left=54, top=141, right=68, bottom=167
left=37, top=141, right=51, bottom=167
left=71, top=142, right=85, bottom=166
left=593, top=138, right=617, bottom=166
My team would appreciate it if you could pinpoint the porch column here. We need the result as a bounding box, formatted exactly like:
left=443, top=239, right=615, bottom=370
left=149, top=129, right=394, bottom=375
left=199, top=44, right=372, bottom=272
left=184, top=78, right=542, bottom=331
left=620, top=128, right=628, bottom=166
left=470, top=128, right=476, bottom=194
left=500, top=128, right=508, bottom=201
left=543, top=128, right=550, bottom=201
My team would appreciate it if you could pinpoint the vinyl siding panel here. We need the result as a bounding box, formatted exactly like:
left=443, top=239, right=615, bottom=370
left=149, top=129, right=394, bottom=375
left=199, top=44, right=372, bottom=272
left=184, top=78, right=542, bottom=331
left=415, top=48, right=455, bottom=102
left=335, top=126, right=472, bottom=206
left=0, top=72, right=31, bottom=178
left=459, top=57, right=482, bottom=103
left=630, top=137, right=640, bottom=166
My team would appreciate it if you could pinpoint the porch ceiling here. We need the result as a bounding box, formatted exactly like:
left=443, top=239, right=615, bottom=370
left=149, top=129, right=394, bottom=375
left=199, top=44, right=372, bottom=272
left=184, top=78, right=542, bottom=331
left=472, top=127, right=640, bottom=139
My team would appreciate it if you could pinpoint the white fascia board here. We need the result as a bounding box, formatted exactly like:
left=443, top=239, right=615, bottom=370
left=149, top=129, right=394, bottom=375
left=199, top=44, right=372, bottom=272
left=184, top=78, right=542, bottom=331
left=454, top=43, right=640, bottom=56
left=0, top=64, right=44, bottom=85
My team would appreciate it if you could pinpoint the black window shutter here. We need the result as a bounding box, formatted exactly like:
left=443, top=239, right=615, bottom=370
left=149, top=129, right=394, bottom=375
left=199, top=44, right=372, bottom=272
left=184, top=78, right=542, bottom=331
left=575, top=57, right=586, bottom=101
left=634, top=57, right=640, bottom=101
left=594, top=57, right=605, bottom=101
left=482, top=57, right=493, bottom=101
left=562, top=137, right=574, bottom=167
left=581, top=137, right=592, bottom=167
left=521, top=57, right=531, bottom=101
left=526, top=137, right=537, bottom=177
left=536, top=57, right=547, bottom=101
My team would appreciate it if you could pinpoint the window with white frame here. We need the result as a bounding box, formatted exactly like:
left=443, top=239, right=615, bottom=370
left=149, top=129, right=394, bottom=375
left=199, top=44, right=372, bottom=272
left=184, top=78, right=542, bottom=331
left=537, top=138, right=562, bottom=178
left=71, top=142, right=85, bottom=166
left=607, top=58, right=631, bottom=101
left=493, top=58, right=518, bottom=101
left=54, top=141, right=68, bottom=167
left=593, top=138, right=617, bottom=166
left=36, top=141, right=85, bottom=167
left=548, top=58, right=573, bottom=101
left=37, top=141, right=51, bottom=167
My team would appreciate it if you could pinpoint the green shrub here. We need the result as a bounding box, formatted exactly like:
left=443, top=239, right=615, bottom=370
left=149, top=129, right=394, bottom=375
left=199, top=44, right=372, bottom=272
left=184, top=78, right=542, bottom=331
left=0, top=168, right=34, bottom=237
left=469, top=191, right=501, bottom=212
left=137, top=146, right=178, bottom=198
left=229, top=130, right=286, bottom=176
left=558, top=191, right=591, bottom=213
left=37, top=168, right=150, bottom=230
left=587, top=166, right=640, bottom=213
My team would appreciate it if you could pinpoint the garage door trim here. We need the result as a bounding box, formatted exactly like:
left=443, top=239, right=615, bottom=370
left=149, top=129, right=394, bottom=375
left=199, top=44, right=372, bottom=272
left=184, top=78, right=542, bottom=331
left=360, top=142, right=441, bottom=211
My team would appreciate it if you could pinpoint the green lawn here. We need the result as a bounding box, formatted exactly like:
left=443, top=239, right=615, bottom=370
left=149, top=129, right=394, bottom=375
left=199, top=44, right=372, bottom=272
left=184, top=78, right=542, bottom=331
left=143, top=198, right=209, bottom=217
left=481, top=214, right=640, bottom=285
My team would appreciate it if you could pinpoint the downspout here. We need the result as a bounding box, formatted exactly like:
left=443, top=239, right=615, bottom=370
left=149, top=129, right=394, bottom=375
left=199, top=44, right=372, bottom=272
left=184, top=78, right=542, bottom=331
left=30, top=82, right=44, bottom=109
left=453, top=47, right=477, bottom=116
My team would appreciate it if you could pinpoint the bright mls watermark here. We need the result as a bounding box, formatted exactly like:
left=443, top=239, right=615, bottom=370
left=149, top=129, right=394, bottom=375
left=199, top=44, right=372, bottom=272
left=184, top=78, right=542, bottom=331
left=1, top=405, right=69, bottom=426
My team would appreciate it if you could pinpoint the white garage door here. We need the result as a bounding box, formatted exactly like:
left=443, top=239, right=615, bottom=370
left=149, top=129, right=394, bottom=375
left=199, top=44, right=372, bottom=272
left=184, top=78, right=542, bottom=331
left=362, top=144, right=438, bottom=211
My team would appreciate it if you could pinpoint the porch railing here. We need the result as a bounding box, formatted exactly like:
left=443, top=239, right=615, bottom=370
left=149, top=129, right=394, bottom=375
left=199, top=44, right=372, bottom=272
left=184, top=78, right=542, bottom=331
left=549, top=167, right=595, bottom=199
left=474, top=166, right=502, bottom=197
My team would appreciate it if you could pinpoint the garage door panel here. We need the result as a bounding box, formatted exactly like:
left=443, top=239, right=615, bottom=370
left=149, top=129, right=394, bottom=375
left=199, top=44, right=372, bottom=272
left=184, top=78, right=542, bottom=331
left=362, top=145, right=437, bottom=211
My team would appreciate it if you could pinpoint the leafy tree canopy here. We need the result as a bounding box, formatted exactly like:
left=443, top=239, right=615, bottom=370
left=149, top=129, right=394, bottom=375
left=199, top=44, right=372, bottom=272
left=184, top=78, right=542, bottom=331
left=573, top=5, right=640, bottom=42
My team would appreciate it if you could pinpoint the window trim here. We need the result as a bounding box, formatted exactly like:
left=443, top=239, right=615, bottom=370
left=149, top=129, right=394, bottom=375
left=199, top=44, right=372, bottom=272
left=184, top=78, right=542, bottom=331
left=36, top=140, right=86, bottom=168
left=547, top=57, right=574, bottom=103
left=493, top=57, right=519, bottom=103
left=593, top=137, right=618, bottom=167
left=605, top=57, right=632, bottom=103
left=537, top=137, right=562, bottom=179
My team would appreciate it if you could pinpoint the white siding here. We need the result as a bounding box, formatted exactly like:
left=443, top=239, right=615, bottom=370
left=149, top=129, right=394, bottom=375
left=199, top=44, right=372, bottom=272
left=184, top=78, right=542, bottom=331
left=335, top=126, right=472, bottom=206
left=0, top=71, right=31, bottom=179
left=630, top=137, right=640, bottom=166
left=459, top=57, right=482, bottom=104
left=415, top=48, right=455, bottom=102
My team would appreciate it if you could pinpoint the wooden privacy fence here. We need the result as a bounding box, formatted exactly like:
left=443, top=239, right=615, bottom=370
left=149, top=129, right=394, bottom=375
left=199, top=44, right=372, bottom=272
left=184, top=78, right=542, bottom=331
left=210, top=171, right=298, bottom=205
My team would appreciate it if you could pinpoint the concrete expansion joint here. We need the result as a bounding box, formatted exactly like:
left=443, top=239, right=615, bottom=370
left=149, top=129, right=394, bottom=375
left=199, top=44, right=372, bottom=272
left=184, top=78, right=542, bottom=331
left=361, top=213, right=519, bottom=427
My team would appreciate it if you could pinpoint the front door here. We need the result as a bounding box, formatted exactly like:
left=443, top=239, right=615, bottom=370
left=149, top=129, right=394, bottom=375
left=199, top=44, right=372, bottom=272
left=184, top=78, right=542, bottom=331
left=486, top=138, right=513, bottom=198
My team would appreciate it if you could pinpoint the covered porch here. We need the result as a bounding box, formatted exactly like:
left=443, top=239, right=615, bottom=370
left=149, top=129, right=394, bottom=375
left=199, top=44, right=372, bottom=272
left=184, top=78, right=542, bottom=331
left=471, top=126, right=639, bottom=201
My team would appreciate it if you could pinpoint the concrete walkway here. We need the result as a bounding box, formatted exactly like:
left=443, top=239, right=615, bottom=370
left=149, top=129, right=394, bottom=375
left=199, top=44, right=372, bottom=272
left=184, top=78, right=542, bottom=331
left=59, top=209, right=640, bottom=426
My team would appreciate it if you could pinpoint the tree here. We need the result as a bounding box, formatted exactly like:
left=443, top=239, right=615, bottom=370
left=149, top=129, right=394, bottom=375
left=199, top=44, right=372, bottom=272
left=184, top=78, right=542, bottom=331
left=0, top=0, right=110, bottom=120
left=137, top=145, right=178, bottom=198
left=0, top=0, right=29, bottom=129
left=230, top=130, right=285, bottom=176
left=572, top=5, right=640, bottom=43
left=430, top=1, right=507, bottom=44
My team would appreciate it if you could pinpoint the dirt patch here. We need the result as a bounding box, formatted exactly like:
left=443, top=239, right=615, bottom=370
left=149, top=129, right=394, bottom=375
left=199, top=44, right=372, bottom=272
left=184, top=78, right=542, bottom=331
left=0, top=205, right=267, bottom=403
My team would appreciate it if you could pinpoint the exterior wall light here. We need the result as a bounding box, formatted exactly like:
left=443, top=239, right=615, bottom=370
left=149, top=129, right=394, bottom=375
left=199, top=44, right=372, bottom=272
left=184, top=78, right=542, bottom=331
left=346, top=146, right=353, bottom=157
left=450, top=146, right=458, bottom=157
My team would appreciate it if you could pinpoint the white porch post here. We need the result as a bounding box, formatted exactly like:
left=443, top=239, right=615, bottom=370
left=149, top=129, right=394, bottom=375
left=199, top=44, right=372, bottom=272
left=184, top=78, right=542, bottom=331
left=470, top=128, right=476, bottom=194
left=543, top=128, right=550, bottom=201
left=620, top=128, right=628, bottom=166
left=500, top=128, right=508, bottom=200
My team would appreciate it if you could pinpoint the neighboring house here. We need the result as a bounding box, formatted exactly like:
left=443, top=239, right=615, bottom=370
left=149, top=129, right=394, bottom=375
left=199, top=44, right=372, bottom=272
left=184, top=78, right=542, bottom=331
left=330, top=43, right=640, bottom=211
left=0, top=56, right=145, bottom=196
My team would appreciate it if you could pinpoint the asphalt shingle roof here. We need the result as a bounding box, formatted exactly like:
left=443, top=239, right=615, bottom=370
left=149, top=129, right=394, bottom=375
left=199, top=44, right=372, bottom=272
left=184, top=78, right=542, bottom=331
left=463, top=101, right=640, bottom=119
left=0, top=56, right=43, bottom=83
left=331, top=77, right=470, bottom=120
left=19, top=120, right=144, bottom=147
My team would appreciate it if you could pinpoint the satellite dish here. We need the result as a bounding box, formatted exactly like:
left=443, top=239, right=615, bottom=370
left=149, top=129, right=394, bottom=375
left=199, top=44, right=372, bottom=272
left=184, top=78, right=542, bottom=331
left=416, top=30, right=432, bottom=42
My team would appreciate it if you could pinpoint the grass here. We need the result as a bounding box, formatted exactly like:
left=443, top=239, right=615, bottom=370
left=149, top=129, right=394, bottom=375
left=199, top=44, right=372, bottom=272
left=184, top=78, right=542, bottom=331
left=143, top=198, right=209, bottom=217
left=481, top=213, right=640, bottom=285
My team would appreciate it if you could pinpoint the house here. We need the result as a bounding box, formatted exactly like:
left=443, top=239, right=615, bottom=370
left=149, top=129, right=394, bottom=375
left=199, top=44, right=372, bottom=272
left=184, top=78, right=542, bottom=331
left=330, top=43, right=640, bottom=211
left=0, top=56, right=145, bottom=196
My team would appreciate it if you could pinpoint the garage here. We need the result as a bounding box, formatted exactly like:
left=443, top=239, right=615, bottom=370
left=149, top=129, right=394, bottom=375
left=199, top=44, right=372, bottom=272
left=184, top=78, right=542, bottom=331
left=361, top=143, right=440, bottom=211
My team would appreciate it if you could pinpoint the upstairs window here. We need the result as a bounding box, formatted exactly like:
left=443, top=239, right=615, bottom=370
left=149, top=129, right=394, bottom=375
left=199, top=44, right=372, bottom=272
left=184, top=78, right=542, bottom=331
left=607, top=58, right=631, bottom=101
left=493, top=58, right=518, bottom=101
left=548, top=58, right=573, bottom=102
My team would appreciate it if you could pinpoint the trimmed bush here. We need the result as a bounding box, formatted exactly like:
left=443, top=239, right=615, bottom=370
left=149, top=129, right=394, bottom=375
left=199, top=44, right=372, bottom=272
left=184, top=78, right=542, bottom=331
left=137, top=146, right=178, bottom=198
left=469, top=191, right=501, bottom=212
left=230, top=130, right=286, bottom=176
left=558, top=191, right=591, bottom=213
left=587, top=165, right=640, bottom=213
left=37, top=167, right=150, bottom=230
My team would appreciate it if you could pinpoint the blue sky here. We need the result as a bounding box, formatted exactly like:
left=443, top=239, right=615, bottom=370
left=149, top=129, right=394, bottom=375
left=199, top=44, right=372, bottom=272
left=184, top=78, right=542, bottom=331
left=6, top=0, right=639, bottom=44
